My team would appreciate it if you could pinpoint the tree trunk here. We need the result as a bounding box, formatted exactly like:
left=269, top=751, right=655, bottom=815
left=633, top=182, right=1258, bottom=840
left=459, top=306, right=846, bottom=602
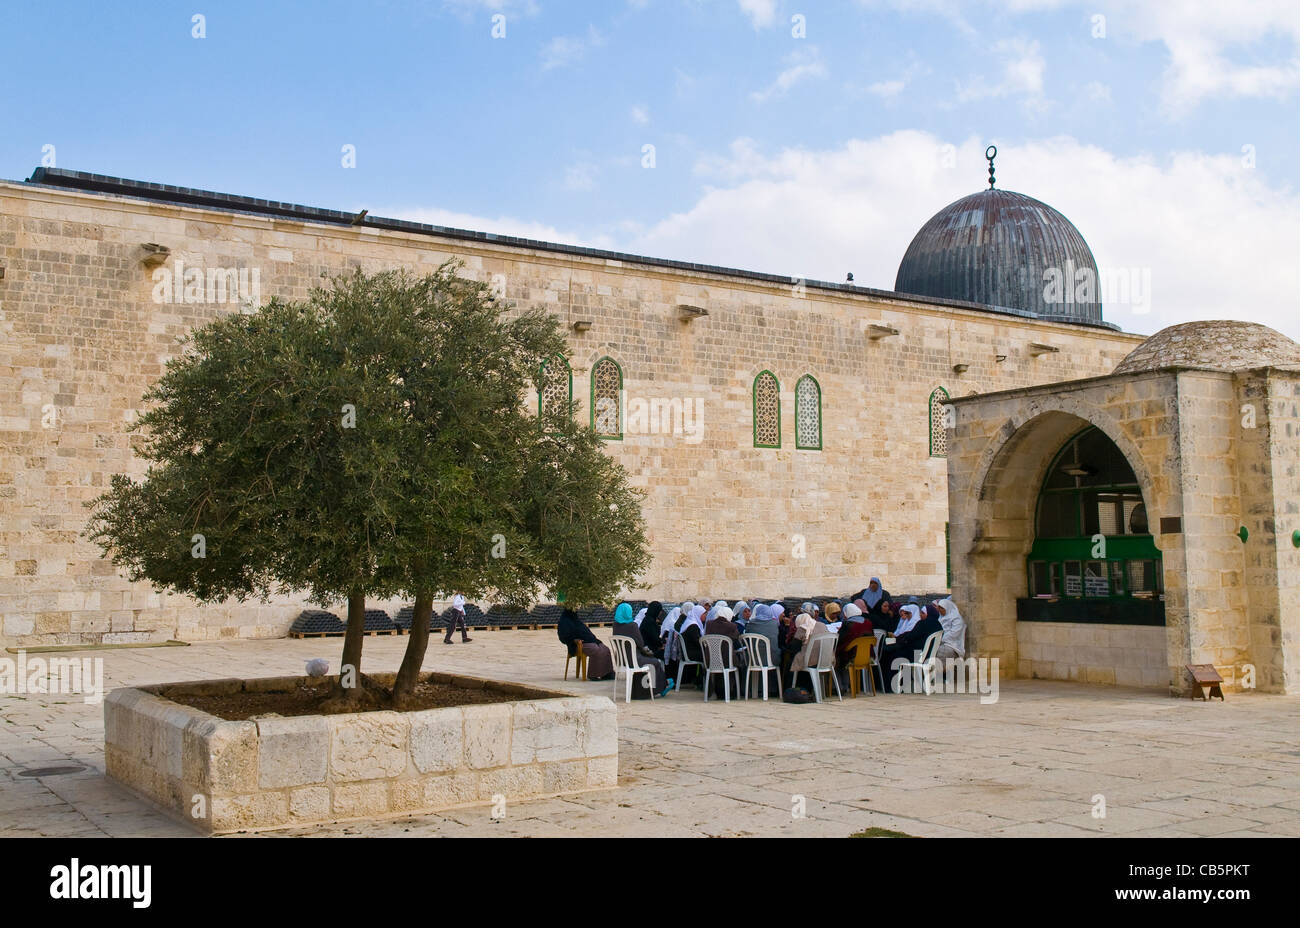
left=392, top=591, right=434, bottom=704
left=338, top=590, right=367, bottom=700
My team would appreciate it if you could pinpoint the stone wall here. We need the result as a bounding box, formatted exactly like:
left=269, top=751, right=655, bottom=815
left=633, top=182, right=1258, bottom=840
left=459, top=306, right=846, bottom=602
left=0, top=179, right=1143, bottom=647
left=1266, top=373, right=1300, bottom=693
left=1017, top=622, right=1167, bottom=687
left=1174, top=371, right=1251, bottom=676
left=103, top=672, right=617, bottom=834
left=1243, top=370, right=1300, bottom=693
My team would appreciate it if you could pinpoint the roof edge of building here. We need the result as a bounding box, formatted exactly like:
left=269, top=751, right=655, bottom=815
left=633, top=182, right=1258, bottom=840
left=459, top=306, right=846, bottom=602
left=946, top=363, right=1298, bottom=406
left=12, top=167, right=1129, bottom=334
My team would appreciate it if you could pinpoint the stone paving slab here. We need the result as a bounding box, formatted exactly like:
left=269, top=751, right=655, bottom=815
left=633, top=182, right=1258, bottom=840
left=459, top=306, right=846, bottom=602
left=1, top=631, right=1298, bottom=837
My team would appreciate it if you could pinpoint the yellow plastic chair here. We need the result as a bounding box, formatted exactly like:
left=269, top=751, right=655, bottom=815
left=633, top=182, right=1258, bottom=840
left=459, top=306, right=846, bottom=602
left=844, top=637, right=877, bottom=697
left=564, top=641, right=588, bottom=681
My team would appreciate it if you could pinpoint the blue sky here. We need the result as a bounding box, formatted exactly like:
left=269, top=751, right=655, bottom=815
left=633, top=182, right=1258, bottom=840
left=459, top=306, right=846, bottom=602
left=4, top=0, right=1299, bottom=337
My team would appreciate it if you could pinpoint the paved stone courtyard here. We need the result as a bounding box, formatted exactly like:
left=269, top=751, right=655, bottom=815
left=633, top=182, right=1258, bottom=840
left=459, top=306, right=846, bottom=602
left=2, top=631, right=1298, bottom=838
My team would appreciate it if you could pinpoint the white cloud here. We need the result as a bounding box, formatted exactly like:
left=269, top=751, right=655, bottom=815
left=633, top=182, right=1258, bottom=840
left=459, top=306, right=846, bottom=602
left=630, top=104, right=650, bottom=125
left=955, top=37, right=1045, bottom=103
left=749, top=46, right=828, bottom=103
left=1083, top=80, right=1111, bottom=103
left=738, top=0, right=778, bottom=29
left=1058, top=0, right=1300, bottom=113
left=541, top=25, right=605, bottom=70
left=441, top=0, right=539, bottom=17
left=866, top=79, right=905, bottom=98
left=564, top=162, right=598, bottom=191
left=623, top=131, right=1300, bottom=340
left=864, top=0, right=1300, bottom=113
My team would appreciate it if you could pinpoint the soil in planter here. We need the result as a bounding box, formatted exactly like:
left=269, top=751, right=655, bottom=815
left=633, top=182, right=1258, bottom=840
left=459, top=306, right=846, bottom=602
left=163, top=679, right=519, bottom=721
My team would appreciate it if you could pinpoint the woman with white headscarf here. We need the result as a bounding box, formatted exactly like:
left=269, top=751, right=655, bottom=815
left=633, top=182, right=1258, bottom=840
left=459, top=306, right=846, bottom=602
left=880, top=604, right=942, bottom=693
left=673, top=604, right=707, bottom=687
left=746, top=603, right=779, bottom=658
left=743, top=603, right=781, bottom=692
left=659, top=605, right=683, bottom=664
left=732, top=600, right=751, bottom=628
left=789, top=611, right=835, bottom=687
left=933, top=598, right=966, bottom=663
left=893, top=603, right=923, bottom=637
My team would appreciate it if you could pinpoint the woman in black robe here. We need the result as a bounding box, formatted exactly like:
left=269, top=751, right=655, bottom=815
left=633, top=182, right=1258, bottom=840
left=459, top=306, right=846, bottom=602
left=640, top=602, right=665, bottom=656
left=557, top=608, right=614, bottom=680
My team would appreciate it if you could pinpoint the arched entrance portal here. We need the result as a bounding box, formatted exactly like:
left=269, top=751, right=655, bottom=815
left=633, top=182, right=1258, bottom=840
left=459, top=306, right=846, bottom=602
left=951, top=407, right=1178, bottom=690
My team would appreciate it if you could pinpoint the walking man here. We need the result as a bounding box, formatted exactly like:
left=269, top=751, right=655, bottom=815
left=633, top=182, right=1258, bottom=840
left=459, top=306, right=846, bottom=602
left=443, top=593, right=473, bottom=644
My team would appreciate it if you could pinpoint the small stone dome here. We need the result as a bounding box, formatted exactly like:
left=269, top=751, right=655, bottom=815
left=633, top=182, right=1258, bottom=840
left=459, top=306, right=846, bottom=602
left=1113, top=320, right=1300, bottom=375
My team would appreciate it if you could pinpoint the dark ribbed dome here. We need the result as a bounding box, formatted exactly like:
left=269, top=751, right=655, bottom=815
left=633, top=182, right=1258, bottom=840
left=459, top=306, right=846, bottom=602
left=895, top=188, right=1102, bottom=324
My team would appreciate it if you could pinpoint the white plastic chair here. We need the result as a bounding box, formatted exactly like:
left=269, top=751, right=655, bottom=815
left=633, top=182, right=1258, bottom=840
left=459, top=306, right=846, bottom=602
left=673, top=630, right=704, bottom=692
left=896, top=630, right=944, bottom=695
left=700, top=634, right=740, bottom=702
left=610, top=635, right=655, bottom=703
left=806, top=635, right=842, bottom=703
left=740, top=633, right=782, bottom=701
left=871, top=633, right=888, bottom=693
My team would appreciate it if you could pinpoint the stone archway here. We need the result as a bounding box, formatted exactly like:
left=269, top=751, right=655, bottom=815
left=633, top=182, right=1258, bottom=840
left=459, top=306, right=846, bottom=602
left=949, top=396, right=1185, bottom=691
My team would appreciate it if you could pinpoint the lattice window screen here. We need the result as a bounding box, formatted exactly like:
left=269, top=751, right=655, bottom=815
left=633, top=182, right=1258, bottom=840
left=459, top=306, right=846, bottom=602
left=929, top=388, right=949, bottom=457
left=592, top=358, right=622, bottom=438
left=795, top=376, right=821, bottom=450
left=540, top=356, right=569, bottom=423
left=754, top=371, right=780, bottom=447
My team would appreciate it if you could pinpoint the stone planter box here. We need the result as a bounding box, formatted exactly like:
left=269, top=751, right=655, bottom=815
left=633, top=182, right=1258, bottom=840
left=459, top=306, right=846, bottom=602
left=103, top=671, right=617, bottom=834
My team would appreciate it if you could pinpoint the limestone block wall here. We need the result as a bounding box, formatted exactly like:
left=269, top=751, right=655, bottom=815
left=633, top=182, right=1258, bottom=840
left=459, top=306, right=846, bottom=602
left=1173, top=372, right=1250, bottom=675
left=1237, top=370, right=1284, bottom=690
left=103, top=671, right=618, bottom=834
left=1269, top=373, right=1300, bottom=692
left=1257, top=371, right=1300, bottom=692
left=1017, top=622, right=1167, bottom=687
left=0, top=179, right=1143, bottom=647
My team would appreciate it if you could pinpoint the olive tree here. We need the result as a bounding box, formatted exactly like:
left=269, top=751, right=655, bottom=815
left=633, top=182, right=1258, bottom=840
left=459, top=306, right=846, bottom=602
left=89, top=263, right=649, bottom=706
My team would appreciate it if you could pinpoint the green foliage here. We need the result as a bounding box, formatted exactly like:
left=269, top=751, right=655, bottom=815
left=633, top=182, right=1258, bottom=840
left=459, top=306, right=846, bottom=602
left=87, top=262, right=650, bottom=613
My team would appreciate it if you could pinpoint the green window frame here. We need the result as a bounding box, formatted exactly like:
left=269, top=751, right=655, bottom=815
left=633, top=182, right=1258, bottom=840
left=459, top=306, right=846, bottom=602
left=590, top=356, right=623, bottom=440
left=538, top=354, right=572, bottom=432
left=929, top=386, right=950, bottom=457
left=753, top=370, right=781, bottom=448
left=794, top=374, right=822, bottom=450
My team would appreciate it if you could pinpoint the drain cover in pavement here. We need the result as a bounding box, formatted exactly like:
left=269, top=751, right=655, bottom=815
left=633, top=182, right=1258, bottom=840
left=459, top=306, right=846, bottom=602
left=16, top=765, right=85, bottom=778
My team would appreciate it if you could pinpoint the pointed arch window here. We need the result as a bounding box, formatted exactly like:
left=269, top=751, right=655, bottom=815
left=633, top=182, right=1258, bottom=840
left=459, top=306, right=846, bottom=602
left=929, top=386, right=950, bottom=457
left=795, top=374, right=822, bottom=450
left=753, top=370, right=781, bottom=448
left=539, top=354, right=571, bottom=430
left=591, top=356, right=623, bottom=439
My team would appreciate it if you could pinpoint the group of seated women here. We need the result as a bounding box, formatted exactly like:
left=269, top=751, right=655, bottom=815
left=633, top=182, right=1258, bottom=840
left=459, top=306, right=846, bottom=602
left=556, top=576, right=967, bottom=698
